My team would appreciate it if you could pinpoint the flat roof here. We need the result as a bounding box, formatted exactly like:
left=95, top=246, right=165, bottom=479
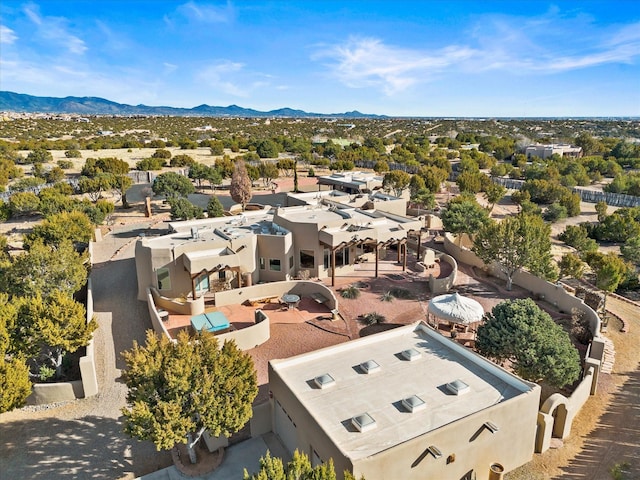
left=270, top=323, right=534, bottom=460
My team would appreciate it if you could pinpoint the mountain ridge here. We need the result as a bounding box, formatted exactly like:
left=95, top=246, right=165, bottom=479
left=0, top=91, right=383, bottom=118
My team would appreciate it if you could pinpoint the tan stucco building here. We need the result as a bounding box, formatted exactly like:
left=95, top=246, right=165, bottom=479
left=269, top=323, right=541, bottom=480
left=135, top=199, right=421, bottom=301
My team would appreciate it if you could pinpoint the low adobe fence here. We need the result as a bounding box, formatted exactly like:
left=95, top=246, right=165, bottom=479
left=443, top=233, right=606, bottom=454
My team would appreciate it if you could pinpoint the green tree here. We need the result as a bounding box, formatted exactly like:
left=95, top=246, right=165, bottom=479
left=207, top=196, right=225, bottom=218
left=26, top=210, right=94, bottom=247
left=78, top=174, right=114, bottom=202
left=112, top=175, right=133, bottom=207
left=558, top=225, right=598, bottom=254
left=122, top=330, right=258, bottom=464
left=543, top=203, right=568, bottom=223
left=168, top=198, right=204, bottom=220
left=8, top=192, right=40, bottom=217
left=476, top=299, right=581, bottom=388
left=26, top=148, right=53, bottom=164
left=409, top=175, right=426, bottom=198
left=244, top=450, right=361, bottom=480
left=558, top=253, right=585, bottom=280
left=64, top=149, right=82, bottom=158
left=382, top=170, right=411, bottom=197
left=584, top=251, right=630, bottom=308
left=152, top=149, right=172, bottom=159
left=2, top=239, right=88, bottom=298
left=0, top=356, right=31, bottom=413
left=82, top=157, right=129, bottom=177
left=473, top=213, right=555, bottom=290
left=152, top=172, right=195, bottom=199
left=170, top=154, right=195, bottom=168
left=441, top=194, right=490, bottom=245
left=373, top=159, right=389, bottom=173
left=45, top=166, right=65, bottom=183
left=230, top=160, right=253, bottom=211
left=188, top=162, right=213, bottom=189
left=210, top=140, right=225, bottom=156
left=27, top=291, right=97, bottom=378
left=257, top=139, right=280, bottom=158
left=595, top=200, right=608, bottom=222
left=483, top=183, right=507, bottom=214
left=258, top=162, right=279, bottom=187
left=621, top=236, right=640, bottom=266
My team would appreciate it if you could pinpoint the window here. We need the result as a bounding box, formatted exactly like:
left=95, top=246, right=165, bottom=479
left=260, top=257, right=265, bottom=270
left=300, top=250, right=315, bottom=269
left=156, top=268, right=171, bottom=290
left=289, top=256, right=294, bottom=270
left=195, top=273, right=209, bottom=294
left=269, top=259, right=281, bottom=271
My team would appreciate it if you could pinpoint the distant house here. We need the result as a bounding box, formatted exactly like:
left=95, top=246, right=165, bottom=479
left=317, top=171, right=384, bottom=194
left=525, top=144, right=583, bottom=159
left=269, top=322, right=540, bottom=480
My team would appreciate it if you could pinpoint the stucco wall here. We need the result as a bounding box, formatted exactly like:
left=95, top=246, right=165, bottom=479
left=214, top=280, right=338, bottom=310
left=216, top=309, right=270, bottom=351
left=354, top=388, right=539, bottom=480
left=150, top=287, right=205, bottom=316
left=146, top=287, right=174, bottom=339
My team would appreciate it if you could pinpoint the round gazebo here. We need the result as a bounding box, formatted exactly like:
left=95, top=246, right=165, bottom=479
left=427, top=292, right=484, bottom=332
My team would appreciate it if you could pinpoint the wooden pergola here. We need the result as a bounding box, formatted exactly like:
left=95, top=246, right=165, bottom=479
left=188, top=264, right=243, bottom=299
left=321, top=229, right=422, bottom=287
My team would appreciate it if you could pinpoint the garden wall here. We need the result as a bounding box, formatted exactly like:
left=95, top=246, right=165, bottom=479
left=214, top=280, right=338, bottom=310
left=443, top=233, right=606, bottom=454
left=217, top=309, right=271, bottom=351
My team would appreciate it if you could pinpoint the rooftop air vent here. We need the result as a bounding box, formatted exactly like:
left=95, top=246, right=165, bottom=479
left=401, top=348, right=421, bottom=361
left=313, top=373, right=336, bottom=389
left=360, top=360, right=380, bottom=374
left=446, top=379, right=470, bottom=396
left=402, top=395, right=426, bottom=413
left=351, top=413, right=377, bottom=432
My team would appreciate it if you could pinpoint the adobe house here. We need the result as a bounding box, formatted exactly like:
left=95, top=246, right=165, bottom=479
left=269, top=323, right=540, bottom=480
left=135, top=202, right=422, bottom=301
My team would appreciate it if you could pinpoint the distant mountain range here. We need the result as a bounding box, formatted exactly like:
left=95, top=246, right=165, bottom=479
left=0, top=91, right=383, bottom=118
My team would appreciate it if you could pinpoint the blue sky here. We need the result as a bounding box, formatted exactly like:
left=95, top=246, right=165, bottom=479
left=1, top=1, right=639, bottom=116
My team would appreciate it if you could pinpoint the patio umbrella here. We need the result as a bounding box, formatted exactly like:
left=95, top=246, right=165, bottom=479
left=427, top=292, right=484, bottom=326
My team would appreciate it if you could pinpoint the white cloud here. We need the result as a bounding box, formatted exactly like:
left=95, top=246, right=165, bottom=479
left=0, top=25, right=18, bottom=44
left=175, top=1, right=235, bottom=23
left=23, top=3, right=87, bottom=54
left=163, top=62, right=178, bottom=74
left=315, top=37, right=475, bottom=95
left=316, top=10, right=640, bottom=94
left=195, top=60, right=274, bottom=98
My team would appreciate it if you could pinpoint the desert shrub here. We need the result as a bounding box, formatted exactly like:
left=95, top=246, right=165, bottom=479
left=57, top=160, right=74, bottom=169
left=136, top=157, right=166, bottom=171
left=389, top=287, right=412, bottom=299
left=380, top=291, right=394, bottom=302
left=359, top=312, right=386, bottom=326
left=340, top=285, right=360, bottom=299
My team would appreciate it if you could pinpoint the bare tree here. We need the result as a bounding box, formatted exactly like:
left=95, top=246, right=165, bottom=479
left=230, top=160, right=252, bottom=211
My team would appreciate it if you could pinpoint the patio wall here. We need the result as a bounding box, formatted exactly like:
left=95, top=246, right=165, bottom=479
left=216, top=309, right=271, bottom=351
left=150, top=287, right=205, bottom=316
left=214, top=280, right=338, bottom=310
left=146, top=287, right=174, bottom=340
left=442, top=233, right=606, bottom=454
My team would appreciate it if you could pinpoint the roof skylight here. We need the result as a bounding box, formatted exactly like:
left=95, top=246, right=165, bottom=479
left=360, top=360, right=380, bottom=374
left=313, top=373, right=336, bottom=389
left=401, top=348, right=421, bottom=361
left=351, top=413, right=377, bottom=432
left=446, top=379, right=470, bottom=396
left=402, top=395, right=426, bottom=413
